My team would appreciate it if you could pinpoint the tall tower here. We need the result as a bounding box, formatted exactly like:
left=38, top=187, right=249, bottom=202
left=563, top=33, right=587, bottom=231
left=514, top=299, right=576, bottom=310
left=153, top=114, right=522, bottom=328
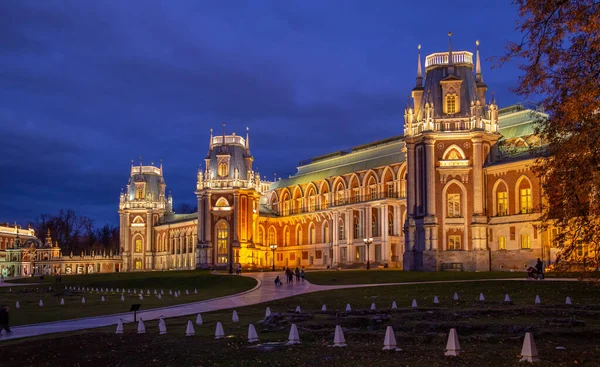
left=403, top=36, right=500, bottom=271
left=196, top=126, right=266, bottom=273
left=119, top=160, right=169, bottom=271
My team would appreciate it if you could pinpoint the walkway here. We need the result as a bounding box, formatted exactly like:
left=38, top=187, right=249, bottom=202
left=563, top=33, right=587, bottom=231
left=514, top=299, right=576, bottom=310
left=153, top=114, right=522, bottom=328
left=0, top=273, right=575, bottom=341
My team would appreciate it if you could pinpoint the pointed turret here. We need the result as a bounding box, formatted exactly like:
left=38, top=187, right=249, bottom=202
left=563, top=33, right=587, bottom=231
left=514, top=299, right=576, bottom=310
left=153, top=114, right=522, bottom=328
left=416, top=44, right=423, bottom=87
left=209, top=128, right=213, bottom=150
left=447, top=31, right=454, bottom=75
left=411, top=44, right=425, bottom=119
left=475, top=40, right=488, bottom=106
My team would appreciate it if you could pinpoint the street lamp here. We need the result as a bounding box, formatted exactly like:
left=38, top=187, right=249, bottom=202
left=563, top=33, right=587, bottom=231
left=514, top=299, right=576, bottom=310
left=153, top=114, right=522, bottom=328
left=363, top=237, right=373, bottom=270
left=269, top=244, right=278, bottom=271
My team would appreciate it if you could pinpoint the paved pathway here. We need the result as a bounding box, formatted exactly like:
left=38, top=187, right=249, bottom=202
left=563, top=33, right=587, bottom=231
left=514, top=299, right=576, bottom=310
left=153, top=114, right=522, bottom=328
left=0, top=273, right=576, bottom=341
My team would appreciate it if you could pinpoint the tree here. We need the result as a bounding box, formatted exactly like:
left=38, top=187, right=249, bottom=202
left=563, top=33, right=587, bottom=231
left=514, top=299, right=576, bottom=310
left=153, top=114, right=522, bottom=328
left=498, top=0, right=600, bottom=272
left=175, top=202, right=197, bottom=214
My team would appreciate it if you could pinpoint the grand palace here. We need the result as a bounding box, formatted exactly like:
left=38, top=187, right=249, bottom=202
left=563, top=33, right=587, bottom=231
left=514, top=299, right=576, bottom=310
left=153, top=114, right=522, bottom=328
left=1, top=40, right=562, bottom=277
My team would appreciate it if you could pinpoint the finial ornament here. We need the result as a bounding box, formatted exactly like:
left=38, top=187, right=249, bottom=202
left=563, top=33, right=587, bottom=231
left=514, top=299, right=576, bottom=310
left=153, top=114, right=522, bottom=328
left=418, top=44, right=421, bottom=50
left=476, top=39, right=480, bottom=47
left=416, top=44, right=423, bottom=87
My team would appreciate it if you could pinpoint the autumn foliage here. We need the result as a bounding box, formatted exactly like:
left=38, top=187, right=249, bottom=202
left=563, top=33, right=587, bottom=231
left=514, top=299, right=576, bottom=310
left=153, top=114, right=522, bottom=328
left=499, top=0, right=600, bottom=272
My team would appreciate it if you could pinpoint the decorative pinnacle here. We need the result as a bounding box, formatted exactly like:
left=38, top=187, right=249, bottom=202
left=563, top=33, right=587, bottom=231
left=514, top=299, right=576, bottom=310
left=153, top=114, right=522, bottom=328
left=476, top=39, right=480, bottom=47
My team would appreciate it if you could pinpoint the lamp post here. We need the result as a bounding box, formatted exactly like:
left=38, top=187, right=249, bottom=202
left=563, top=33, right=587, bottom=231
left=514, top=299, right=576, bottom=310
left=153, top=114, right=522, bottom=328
left=269, top=244, right=278, bottom=271
left=363, top=237, right=373, bottom=270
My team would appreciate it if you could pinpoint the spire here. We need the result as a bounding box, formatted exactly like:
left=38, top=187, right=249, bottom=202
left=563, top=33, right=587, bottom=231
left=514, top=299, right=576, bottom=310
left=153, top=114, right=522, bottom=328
left=416, top=44, right=423, bottom=87
left=447, top=32, right=454, bottom=75
left=245, top=126, right=250, bottom=151
left=209, top=128, right=213, bottom=150
left=222, top=122, right=226, bottom=145
left=475, top=40, right=483, bottom=83
left=159, top=159, right=163, bottom=175
left=139, top=156, right=143, bottom=171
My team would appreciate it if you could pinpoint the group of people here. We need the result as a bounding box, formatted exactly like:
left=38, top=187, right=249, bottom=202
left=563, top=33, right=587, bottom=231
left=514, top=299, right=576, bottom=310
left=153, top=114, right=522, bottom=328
left=275, top=266, right=305, bottom=286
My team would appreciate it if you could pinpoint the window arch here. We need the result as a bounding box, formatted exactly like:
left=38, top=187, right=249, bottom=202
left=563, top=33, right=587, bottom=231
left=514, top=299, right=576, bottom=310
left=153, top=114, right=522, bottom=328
left=283, top=226, right=290, bottom=246
left=442, top=144, right=467, bottom=160
left=338, top=218, right=345, bottom=241
left=216, top=220, right=229, bottom=264
left=515, top=176, right=533, bottom=214
left=215, top=197, right=230, bottom=207
left=445, top=93, right=458, bottom=114
left=492, top=179, right=509, bottom=216
left=133, top=234, right=143, bottom=253
left=353, top=214, right=360, bottom=239
left=257, top=225, right=264, bottom=245
left=446, top=184, right=462, bottom=218
left=323, top=221, right=330, bottom=243
left=308, top=223, right=316, bottom=244
left=296, top=224, right=302, bottom=245
left=132, top=216, right=144, bottom=224
left=268, top=226, right=276, bottom=245
left=218, top=162, right=228, bottom=177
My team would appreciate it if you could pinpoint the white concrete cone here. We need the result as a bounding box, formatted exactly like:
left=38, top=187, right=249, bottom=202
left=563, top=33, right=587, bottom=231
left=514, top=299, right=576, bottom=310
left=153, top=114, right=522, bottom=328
left=82, top=297, right=86, bottom=304
left=185, top=290, right=189, bottom=295
left=370, top=303, right=376, bottom=311
left=15, top=301, right=20, bottom=309
left=287, top=323, right=301, bottom=345
left=60, top=298, right=65, bottom=305
left=195, top=313, right=203, bottom=325
left=158, top=318, right=167, bottom=335
left=505, top=294, right=511, bottom=303
left=232, top=310, right=239, bottom=322
left=265, top=307, right=271, bottom=318
left=434, top=296, right=440, bottom=304
left=566, top=296, right=572, bottom=305
left=519, top=332, right=540, bottom=362
left=121, top=295, right=125, bottom=302
left=96, top=288, right=99, bottom=292
left=194, top=288, right=198, bottom=294
left=169, top=290, right=172, bottom=295
left=453, top=292, right=459, bottom=301
left=39, top=299, right=44, bottom=307
left=133, top=289, right=137, bottom=294
left=382, top=325, right=399, bottom=351
left=247, top=324, right=259, bottom=343
left=214, top=322, right=225, bottom=339
left=479, top=293, right=485, bottom=301
left=185, top=320, right=195, bottom=336
left=333, top=325, right=347, bottom=347
left=158, top=294, right=162, bottom=300
left=174, top=292, right=178, bottom=298
left=139, top=294, right=144, bottom=300
left=391, top=301, right=397, bottom=309
left=345, top=303, right=351, bottom=311
left=411, top=299, right=418, bottom=308
left=154, top=289, right=157, bottom=295
left=535, top=295, right=541, bottom=305
left=146, top=290, right=150, bottom=295
left=161, top=289, right=164, bottom=294
left=116, top=288, right=119, bottom=292
left=444, top=328, right=461, bottom=356
left=111, top=288, right=114, bottom=292
left=295, top=305, right=301, bottom=313
left=115, top=319, right=124, bottom=334
left=128, top=289, right=130, bottom=294
left=101, top=296, right=105, bottom=302
left=137, top=319, right=146, bottom=334
left=100, top=288, right=103, bottom=292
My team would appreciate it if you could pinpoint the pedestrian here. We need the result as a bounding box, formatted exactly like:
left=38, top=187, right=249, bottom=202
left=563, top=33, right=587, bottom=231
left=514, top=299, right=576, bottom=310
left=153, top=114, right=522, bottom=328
left=535, top=258, right=544, bottom=280
left=238, top=264, right=242, bottom=275
left=295, top=267, right=300, bottom=282
left=0, top=274, right=4, bottom=284
left=301, top=268, right=305, bottom=282
left=0, top=305, right=11, bottom=335
left=274, top=276, right=282, bottom=287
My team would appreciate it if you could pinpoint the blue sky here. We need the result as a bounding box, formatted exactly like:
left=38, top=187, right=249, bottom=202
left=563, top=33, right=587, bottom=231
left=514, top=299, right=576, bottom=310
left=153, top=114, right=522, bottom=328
left=0, top=0, right=525, bottom=226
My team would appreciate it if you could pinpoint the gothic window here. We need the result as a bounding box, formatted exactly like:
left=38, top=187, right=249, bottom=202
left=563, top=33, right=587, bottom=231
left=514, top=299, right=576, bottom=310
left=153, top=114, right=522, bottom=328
left=257, top=227, right=263, bottom=245
left=135, top=259, right=142, bottom=270
left=296, top=226, right=302, bottom=245
left=135, top=238, right=143, bottom=253
left=284, top=227, right=290, bottom=246
left=448, top=235, right=461, bottom=250
left=216, top=221, right=229, bottom=263
left=371, top=212, right=378, bottom=237
left=337, top=191, right=344, bottom=205
left=308, top=223, right=315, bottom=244
left=497, top=191, right=508, bottom=216
left=339, top=219, right=345, bottom=240
left=387, top=183, right=395, bottom=198
left=388, top=211, right=394, bottom=236
left=268, top=227, right=276, bottom=245
left=521, top=234, right=531, bottom=249
left=370, top=186, right=377, bottom=200
left=135, top=185, right=144, bottom=200
left=445, top=94, right=457, bottom=114
left=447, top=193, right=461, bottom=218
left=520, top=188, right=532, bottom=213
left=352, top=188, right=360, bottom=203
left=323, top=222, right=330, bottom=243
left=353, top=215, right=360, bottom=239
left=218, top=162, right=228, bottom=177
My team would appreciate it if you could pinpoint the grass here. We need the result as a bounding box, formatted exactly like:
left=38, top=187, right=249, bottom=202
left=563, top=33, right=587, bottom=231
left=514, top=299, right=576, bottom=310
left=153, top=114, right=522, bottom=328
left=303, top=269, right=541, bottom=285
left=0, top=270, right=256, bottom=326
left=2, top=280, right=600, bottom=366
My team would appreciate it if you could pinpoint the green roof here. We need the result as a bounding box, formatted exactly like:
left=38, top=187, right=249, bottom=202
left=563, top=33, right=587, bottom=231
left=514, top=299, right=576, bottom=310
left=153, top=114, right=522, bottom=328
left=498, top=106, right=546, bottom=140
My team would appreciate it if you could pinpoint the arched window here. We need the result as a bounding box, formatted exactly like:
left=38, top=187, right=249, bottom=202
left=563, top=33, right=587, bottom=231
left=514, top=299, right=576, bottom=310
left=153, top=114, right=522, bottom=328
left=323, top=222, right=330, bottom=243
left=135, top=238, right=143, bottom=253
left=447, top=193, right=461, bottom=218
left=218, top=162, right=228, bottom=177
left=308, top=223, right=315, bottom=244
left=215, top=197, right=229, bottom=207
left=296, top=225, right=302, bottom=245
left=216, top=221, right=229, bottom=264
left=338, top=218, right=345, bottom=240
left=284, top=227, right=290, bottom=246
left=353, top=215, right=360, bottom=239
left=519, top=184, right=532, bottom=214
left=521, top=234, right=531, bottom=249
left=497, top=190, right=508, bottom=216
left=371, top=212, right=378, bottom=237
left=388, top=209, right=394, bottom=236
left=268, top=227, right=276, bottom=245
left=257, top=226, right=264, bottom=245
left=445, top=94, right=457, bottom=114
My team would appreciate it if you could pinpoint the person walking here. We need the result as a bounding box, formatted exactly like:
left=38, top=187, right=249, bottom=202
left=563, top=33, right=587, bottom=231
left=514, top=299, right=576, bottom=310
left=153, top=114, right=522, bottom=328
left=301, top=268, right=305, bottom=282
left=535, top=258, right=544, bottom=280
left=295, top=267, right=300, bottom=282
left=0, top=305, right=11, bottom=335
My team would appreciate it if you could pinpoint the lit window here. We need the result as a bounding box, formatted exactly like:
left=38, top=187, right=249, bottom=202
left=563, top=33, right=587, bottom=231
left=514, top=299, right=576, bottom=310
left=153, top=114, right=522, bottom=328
left=309, top=196, right=315, bottom=211
left=498, top=236, right=506, bottom=250
left=447, top=193, right=461, bottom=217
left=521, top=234, right=531, bottom=249
left=353, top=216, right=360, bottom=239
left=218, top=162, right=228, bottom=177
left=448, top=235, right=461, bottom=250
left=217, top=221, right=228, bottom=263
left=497, top=191, right=508, bottom=216
left=323, top=224, right=330, bottom=243
left=520, top=188, right=532, bottom=213
left=257, top=227, right=263, bottom=245
left=446, top=94, right=457, bottom=114
left=135, top=239, right=143, bottom=253
left=296, top=227, right=302, bottom=245
left=284, top=228, right=290, bottom=246
left=353, top=188, right=360, bottom=203
left=268, top=228, right=275, bottom=245
left=550, top=228, right=559, bottom=248
left=339, top=220, right=345, bottom=240
left=387, top=183, right=395, bottom=198
left=370, top=186, right=377, bottom=200
left=309, top=225, right=315, bottom=244
left=135, top=259, right=142, bottom=270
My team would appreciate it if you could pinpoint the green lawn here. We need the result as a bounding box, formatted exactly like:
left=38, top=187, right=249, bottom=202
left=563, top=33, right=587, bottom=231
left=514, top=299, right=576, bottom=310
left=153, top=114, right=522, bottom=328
left=304, top=269, right=572, bottom=285
left=2, top=280, right=600, bottom=366
left=0, top=270, right=256, bottom=326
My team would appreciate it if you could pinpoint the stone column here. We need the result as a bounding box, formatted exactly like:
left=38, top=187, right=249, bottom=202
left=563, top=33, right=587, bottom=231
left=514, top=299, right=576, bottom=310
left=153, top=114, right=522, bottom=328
left=197, top=194, right=204, bottom=243
left=345, top=210, right=352, bottom=263
left=406, top=143, right=416, bottom=215
left=204, top=193, right=212, bottom=264
left=233, top=193, right=239, bottom=243
left=425, top=137, right=436, bottom=216
left=472, top=136, right=484, bottom=215
left=146, top=212, right=152, bottom=270
left=332, top=211, right=339, bottom=265
left=381, top=204, right=389, bottom=262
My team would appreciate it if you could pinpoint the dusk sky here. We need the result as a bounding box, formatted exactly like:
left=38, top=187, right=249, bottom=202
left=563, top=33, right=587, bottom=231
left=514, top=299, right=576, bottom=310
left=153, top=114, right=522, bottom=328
left=1, top=1, right=526, bottom=227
